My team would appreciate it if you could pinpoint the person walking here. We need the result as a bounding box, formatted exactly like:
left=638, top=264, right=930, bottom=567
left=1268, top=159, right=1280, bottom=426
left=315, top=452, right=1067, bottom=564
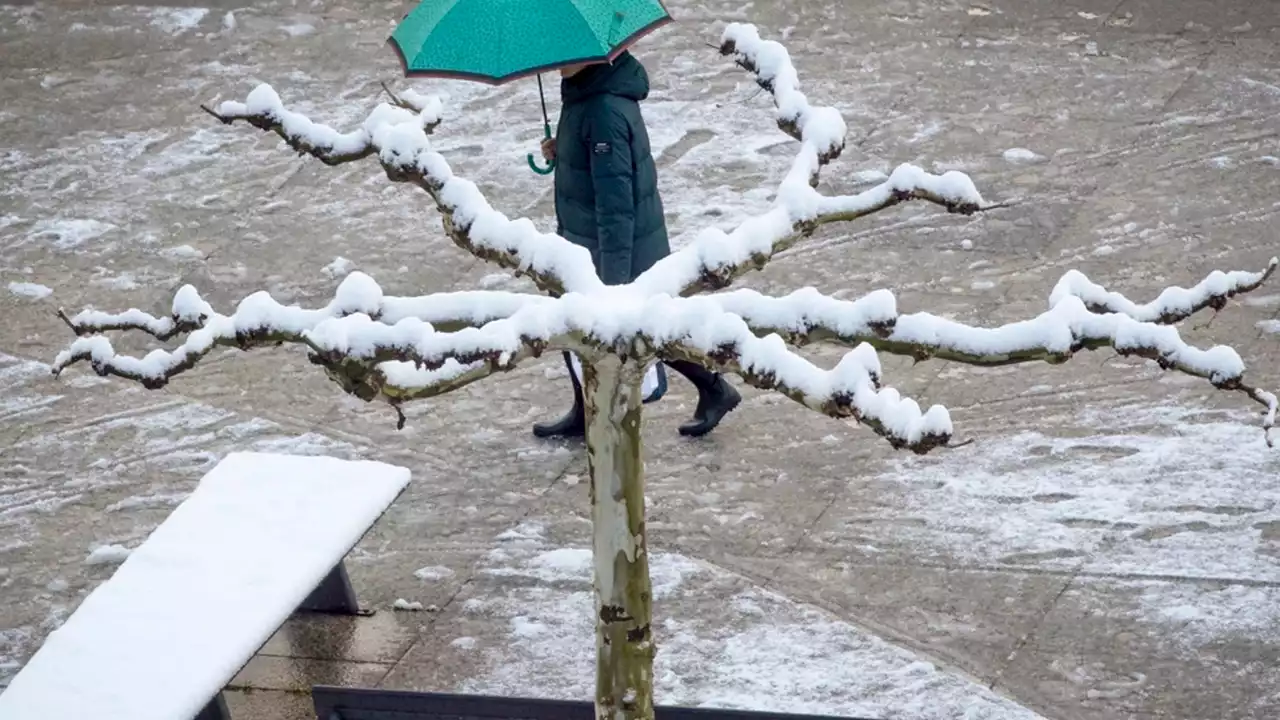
left=533, top=50, right=741, bottom=440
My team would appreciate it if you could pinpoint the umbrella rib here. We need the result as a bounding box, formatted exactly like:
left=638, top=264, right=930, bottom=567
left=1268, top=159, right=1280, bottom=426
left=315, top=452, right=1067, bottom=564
left=398, top=0, right=473, bottom=73
left=563, top=0, right=614, bottom=53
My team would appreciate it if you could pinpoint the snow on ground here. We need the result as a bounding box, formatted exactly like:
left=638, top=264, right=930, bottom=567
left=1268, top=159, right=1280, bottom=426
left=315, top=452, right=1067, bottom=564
left=457, top=522, right=1043, bottom=719
left=159, top=245, right=204, bottom=261
left=82, top=545, right=131, bottom=566
left=1134, top=581, right=1280, bottom=648
left=148, top=8, right=208, bottom=35
left=321, top=256, right=355, bottom=278
left=1002, top=147, right=1046, bottom=164
left=23, top=219, right=115, bottom=251
left=281, top=22, right=316, bottom=38
left=881, top=403, right=1280, bottom=581
left=6, top=282, right=50, bottom=300
left=413, top=566, right=454, bottom=581
left=0, top=629, right=29, bottom=678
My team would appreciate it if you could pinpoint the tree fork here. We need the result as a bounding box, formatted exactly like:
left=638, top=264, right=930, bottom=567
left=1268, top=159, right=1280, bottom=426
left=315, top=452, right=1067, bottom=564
left=582, top=356, right=655, bottom=720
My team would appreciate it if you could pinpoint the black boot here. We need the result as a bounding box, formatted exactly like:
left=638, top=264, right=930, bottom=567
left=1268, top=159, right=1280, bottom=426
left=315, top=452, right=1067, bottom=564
left=667, top=361, right=742, bottom=437
left=533, top=352, right=585, bottom=439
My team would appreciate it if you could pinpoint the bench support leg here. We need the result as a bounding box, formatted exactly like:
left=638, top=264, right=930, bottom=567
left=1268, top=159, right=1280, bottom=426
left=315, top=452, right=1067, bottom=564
left=300, top=561, right=364, bottom=615
left=195, top=692, right=231, bottom=720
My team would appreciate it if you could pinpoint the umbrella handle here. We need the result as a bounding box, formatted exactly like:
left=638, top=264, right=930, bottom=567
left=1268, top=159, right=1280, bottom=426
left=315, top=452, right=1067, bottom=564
left=528, top=122, right=555, bottom=175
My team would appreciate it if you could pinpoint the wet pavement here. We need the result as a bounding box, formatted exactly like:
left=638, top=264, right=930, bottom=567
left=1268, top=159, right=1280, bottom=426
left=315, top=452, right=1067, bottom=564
left=2, top=0, right=1280, bottom=718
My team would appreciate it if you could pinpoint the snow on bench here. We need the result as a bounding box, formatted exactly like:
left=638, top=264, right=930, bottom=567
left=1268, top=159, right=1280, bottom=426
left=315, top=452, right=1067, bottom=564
left=0, top=452, right=411, bottom=720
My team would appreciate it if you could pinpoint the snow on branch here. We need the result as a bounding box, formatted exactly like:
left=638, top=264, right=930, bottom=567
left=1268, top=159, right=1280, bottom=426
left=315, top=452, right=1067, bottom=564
left=702, top=262, right=1278, bottom=442
left=202, top=85, right=604, bottom=298
left=52, top=270, right=956, bottom=451
left=201, top=84, right=441, bottom=165
left=1050, top=257, right=1279, bottom=323
left=51, top=274, right=569, bottom=422
left=718, top=22, right=846, bottom=165
left=57, top=272, right=544, bottom=339
left=665, top=336, right=952, bottom=454
left=635, top=25, right=990, bottom=299
left=57, top=284, right=214, bottom=340
left=52, top=261, right=1277, bottom=448
left=51, top=272, right=951, bottom=451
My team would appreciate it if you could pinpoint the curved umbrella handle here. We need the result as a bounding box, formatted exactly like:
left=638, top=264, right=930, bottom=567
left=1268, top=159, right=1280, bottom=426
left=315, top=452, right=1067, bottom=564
left=528, top=153, right=555, bottom=175
left=528, top=123, right=555, bottom=175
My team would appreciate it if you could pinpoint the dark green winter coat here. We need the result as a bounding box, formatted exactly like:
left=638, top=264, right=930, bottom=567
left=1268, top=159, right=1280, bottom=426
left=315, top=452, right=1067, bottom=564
left=554, top=52, right=669, bottom=286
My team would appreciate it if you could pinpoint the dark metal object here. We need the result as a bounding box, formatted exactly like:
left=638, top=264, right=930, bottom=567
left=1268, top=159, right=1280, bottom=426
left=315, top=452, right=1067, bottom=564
left=311, top=686, right=880, bottom=720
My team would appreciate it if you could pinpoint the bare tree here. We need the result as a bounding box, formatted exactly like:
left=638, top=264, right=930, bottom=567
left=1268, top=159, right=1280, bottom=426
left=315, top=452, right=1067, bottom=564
left=51, top=24, right=1275, bottom=720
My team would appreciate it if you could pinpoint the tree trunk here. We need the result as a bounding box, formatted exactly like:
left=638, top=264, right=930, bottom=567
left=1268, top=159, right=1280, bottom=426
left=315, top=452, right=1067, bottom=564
left=580, top=355, right=655, bottom=720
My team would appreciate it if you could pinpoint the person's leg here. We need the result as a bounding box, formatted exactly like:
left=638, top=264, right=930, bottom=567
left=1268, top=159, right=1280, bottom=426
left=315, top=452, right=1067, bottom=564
left=665, top=359, right=716, bottom=390
left=642, top=362, right=668, bottom=404
left=664, top=360, right=741, bottom=437
left=533, top=351, right=586, bottom=438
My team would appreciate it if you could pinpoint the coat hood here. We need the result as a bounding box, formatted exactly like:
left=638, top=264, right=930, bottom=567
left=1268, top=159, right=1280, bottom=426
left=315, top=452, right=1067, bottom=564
left=561, top=51, right=649, bottom=105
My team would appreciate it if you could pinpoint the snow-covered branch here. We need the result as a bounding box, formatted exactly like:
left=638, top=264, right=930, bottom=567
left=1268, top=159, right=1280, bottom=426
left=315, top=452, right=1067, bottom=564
left=50, top=274, right=572, bottom=417
left=203, top=86, right=604, bottom=298
left=56, top=287, right=212, bottom=341
left=634, top=25, right=989, bottom=298
left=314, top=349, right=551, bottom=425
left=52, top=263, right=1276, bottom=447
left=714, top=259, right=1279, bottom=348
left=665, top=338, right=952, bottom=454
left=57, top=273, right=545, bottom=340
left=53, top=271, right=954, bottom=453
left=718, top=22, right=846, bottom=168
left=702, top=262, right=1278, bottom=441
left=1050, top=257, right=1278, bottom=323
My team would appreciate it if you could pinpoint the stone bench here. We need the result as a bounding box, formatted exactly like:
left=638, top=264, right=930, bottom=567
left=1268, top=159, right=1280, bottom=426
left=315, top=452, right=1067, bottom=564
left=0, top=451, right=411, bottom=720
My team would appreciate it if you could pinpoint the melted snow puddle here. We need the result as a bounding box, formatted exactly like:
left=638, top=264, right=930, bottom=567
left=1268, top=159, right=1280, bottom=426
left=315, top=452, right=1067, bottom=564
left=456, top=522, right=1042, bottom=719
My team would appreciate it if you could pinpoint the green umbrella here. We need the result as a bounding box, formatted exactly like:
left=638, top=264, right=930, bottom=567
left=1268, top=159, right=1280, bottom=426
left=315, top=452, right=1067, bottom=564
left=389, top=0, right=673, bottom=174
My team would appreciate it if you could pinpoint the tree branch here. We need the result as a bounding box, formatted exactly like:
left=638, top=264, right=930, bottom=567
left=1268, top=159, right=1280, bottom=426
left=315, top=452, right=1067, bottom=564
left=665, top=299, right=1274, bottom=450
left=52, top=320, right=575, bottom=423
left=52, top=260, right=1277, bottom=447
left=718, top=22, right=846, bottom=168
left=714, top=258, right=1279, bottom=346
left=56, top=284, right=215, bottom=340
left=56, top=272, right=545, bottom=342
left=634, top=25, right=991, bottom=299
left=703, top=263, right=1278, bottom=443
left=379, top=289, right=552, bottom=332
left=663, top=338, right=952, bottom=454
left=203, top=85, right=604, bottom=298
left=1050, top=257, right=1279, bottom=323
left=379, top=81, right=438, bottom=115
left=312, top=353, right=548, bottom=429
left=50, top=275, right=578, bottom=423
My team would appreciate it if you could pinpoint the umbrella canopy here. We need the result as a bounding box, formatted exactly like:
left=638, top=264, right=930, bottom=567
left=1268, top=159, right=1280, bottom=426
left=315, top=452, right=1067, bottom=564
left=389, top=0, right=673, bottom=83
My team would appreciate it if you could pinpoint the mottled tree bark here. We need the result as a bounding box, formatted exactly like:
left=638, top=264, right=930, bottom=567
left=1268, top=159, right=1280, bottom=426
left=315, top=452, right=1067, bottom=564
left=580, top=355, right=655, bottom=720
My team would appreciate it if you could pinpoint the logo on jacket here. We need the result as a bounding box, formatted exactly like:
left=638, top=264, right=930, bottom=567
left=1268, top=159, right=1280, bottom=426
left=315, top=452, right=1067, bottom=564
left=593, top=142, right=612, bottom=154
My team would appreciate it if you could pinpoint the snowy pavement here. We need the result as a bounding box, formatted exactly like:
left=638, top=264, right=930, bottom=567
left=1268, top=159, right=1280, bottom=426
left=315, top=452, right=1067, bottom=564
left=3, top=1, right=1280, bottom=719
